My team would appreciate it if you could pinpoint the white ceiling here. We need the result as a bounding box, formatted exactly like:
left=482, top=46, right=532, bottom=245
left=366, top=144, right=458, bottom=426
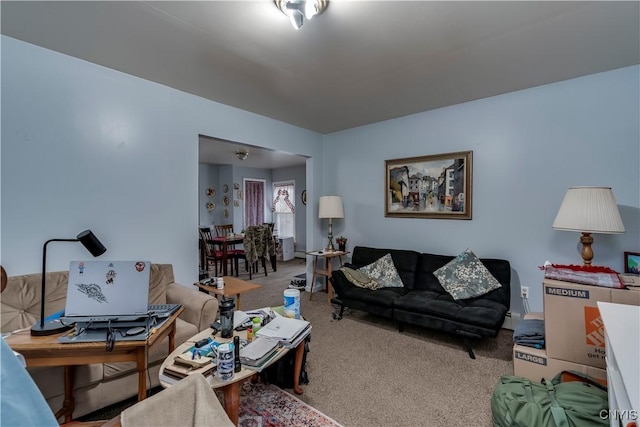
left=2, top=1, right=638, bottom=167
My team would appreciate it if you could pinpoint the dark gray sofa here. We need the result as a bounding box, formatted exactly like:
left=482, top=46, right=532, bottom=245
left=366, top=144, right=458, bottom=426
left=329, top=246, right=511, bottom=358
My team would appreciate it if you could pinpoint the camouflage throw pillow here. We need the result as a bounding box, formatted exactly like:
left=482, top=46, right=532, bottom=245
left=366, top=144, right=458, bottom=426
left=358, top=253, right=404, bottom=288
left=434, top=248, right=501, bottom=300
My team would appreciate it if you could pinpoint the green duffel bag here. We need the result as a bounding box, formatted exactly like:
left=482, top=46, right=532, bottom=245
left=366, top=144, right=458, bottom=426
left=491, top=370, right=608, bottom=427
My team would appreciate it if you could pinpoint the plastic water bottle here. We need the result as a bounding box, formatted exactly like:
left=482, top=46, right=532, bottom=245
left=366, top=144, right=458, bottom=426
left=283, top=289, right=300, bottom=319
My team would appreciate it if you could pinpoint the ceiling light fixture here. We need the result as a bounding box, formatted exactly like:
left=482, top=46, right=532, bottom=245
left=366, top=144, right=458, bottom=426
left=235, top=149, right=249, bottom=161
left=275, top=0, right=328, bottom=30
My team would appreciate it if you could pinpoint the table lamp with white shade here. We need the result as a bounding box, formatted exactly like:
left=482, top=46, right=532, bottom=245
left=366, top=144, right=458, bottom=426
left=319, top=196, right=344, bottom=252
left=552, top=186, right=625, bottom=265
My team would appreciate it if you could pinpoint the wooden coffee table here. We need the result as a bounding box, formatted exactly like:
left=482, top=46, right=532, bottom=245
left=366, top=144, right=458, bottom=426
left=196, top=276, right=261, bottom=310
left=4, top=308, right=182, bottom=423
left=160, top=324, right=306, bottom=425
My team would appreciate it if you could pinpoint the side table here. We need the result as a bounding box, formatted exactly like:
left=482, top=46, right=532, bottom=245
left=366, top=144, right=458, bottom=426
left=306, top=250, right=348, bottom=304
left=196, top=276, right=261, bottom=310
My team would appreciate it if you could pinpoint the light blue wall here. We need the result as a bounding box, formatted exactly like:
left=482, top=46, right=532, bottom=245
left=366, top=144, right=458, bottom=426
left=1, top=36, right=323, bottom=285
left=198, top=163, right=219, bottom=227
left=323, top=65, right=640, bottom=314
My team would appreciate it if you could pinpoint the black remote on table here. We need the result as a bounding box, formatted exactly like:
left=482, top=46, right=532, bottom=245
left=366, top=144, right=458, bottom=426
left=234, top=336, right=241, bottom=372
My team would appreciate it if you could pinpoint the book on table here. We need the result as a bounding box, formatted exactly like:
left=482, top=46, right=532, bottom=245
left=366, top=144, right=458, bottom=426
left=239, top=336, right=281, bottom=368
left=255, top=315, right=311, bottom=347
left=162, top=352, right=216, bottom=380
left=163, top=360, right=216, bottom=380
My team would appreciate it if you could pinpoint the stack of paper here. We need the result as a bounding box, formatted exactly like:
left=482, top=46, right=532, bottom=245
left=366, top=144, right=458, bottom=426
left=239, top=336, right=280, bottom=368
left=233, top=310, right=251, bottom=329
left=255, top=316, right=311, bottom=348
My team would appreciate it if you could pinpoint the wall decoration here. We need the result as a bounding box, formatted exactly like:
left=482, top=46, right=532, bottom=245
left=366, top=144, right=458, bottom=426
left=223, top=196, right=230, bottom=206
left=301, top=190, right=307, bottom=205
left=385, top=151, right=473, bottom=219
left=206, top=202, right=215, bottom=212
left=223, top=209, right=229, bottom=218
left=237, top=191, right=243, bottom=200
left=624, top=251, right=640, bottom=274
left=223, top=184, right=229, bottom=193
left=234, top=183, right=240, bottom=190
left=206, top=188, right=216, bottom=197
left=233, top=200, right=239, bottom=208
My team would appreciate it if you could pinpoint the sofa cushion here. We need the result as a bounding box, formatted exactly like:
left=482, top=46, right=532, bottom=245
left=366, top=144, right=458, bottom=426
left=1, top=271, right=69, bottom=332
left=342, top=286, right=406, bottom=308
left=148, top=264, right=169, bottom=305
left=434, top=249, right=502, bottom=300
left=358, top=254, right=404, bottom=288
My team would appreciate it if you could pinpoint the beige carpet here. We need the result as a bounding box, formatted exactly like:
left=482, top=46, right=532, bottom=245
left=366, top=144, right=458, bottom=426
left=239, top=259, right=514, bottom=427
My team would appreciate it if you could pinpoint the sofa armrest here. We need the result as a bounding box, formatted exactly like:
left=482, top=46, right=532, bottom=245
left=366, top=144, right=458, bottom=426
left=166, top=283, right=218, bottom=331
left=330, top=270, right=355, bottom=298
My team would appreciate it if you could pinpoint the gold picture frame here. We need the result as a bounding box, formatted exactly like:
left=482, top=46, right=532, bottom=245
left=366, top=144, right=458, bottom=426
left=385, top=151, right=473, bottom=219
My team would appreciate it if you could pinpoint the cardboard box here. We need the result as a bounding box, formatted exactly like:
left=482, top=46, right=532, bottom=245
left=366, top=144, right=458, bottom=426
left=513, top=344, right=607, bottom=386
left=543, top=279, right=640, bottom=368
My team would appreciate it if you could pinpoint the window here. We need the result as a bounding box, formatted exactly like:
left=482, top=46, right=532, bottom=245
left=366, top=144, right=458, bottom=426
left=272, top=181, right=295, bottom=240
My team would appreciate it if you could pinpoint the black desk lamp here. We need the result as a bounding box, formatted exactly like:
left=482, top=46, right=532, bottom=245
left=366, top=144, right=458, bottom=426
left=31, top=229, right=107, bottom=336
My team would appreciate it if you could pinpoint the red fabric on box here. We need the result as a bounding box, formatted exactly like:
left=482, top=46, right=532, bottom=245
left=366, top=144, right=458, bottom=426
left=539, top=264, right=623, bottom=288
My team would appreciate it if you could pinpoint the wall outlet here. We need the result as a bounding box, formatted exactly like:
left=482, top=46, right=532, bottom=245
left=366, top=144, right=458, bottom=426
left=520, top=286, right=529, bottom=299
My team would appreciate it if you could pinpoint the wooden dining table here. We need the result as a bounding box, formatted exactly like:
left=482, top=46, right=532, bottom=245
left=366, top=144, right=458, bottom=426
left=212, top=235, right=244, bottom=276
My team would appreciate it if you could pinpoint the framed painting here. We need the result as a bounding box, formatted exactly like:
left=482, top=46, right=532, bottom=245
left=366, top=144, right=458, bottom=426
left=624, top=251, right=640, bottom=274
left=385, top=151, right=473, bottom=219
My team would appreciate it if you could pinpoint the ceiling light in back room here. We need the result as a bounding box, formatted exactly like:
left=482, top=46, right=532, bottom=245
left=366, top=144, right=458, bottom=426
left=235, top=149, right=249, bottom=161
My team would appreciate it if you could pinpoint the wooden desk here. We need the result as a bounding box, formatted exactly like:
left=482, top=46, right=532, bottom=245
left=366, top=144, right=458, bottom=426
left=307, top=250, right=348, bottom=304
left=196, top=276, right=261, bottom=310
left=4, top=308, right=183, bottom=423
left=212, top=236, right=244, bottom=276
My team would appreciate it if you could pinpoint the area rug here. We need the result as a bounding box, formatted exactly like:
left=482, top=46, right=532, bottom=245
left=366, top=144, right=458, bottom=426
left=237, top=382, right=343, bottom=427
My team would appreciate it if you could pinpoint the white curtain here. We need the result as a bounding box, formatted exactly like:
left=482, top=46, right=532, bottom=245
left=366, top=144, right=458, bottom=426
left=272, top=182, right=295, bottom=239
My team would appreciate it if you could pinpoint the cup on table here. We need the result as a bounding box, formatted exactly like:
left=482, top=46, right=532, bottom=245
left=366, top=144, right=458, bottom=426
left=217, top=277, right=224, bottom=289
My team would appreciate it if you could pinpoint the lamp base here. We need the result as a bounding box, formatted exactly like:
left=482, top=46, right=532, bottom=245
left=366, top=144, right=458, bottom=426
left=580, top=232, right=594, bottom=266
left=31, top=320, right=73, bottom=336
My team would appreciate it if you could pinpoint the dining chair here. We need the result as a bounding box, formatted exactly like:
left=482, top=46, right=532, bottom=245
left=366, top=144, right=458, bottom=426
left=214, top=224, right=249, bottom=277
left=214, top=224, right=234, bottom=237
left=243, top=226, right=269, bottom=277
left=198, top=227, right=224, bottom=277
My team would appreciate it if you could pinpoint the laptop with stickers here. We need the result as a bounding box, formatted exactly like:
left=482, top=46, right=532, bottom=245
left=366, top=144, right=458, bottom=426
left=61, top=260, right=151, bottom=323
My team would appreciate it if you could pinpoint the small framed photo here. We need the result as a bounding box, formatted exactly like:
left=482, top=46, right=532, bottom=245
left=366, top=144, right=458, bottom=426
left=234, top=183, right=240, bottom=190
left=624, top=251, right=640, bottom=274
left=237, top=191, right=243, bottom=200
